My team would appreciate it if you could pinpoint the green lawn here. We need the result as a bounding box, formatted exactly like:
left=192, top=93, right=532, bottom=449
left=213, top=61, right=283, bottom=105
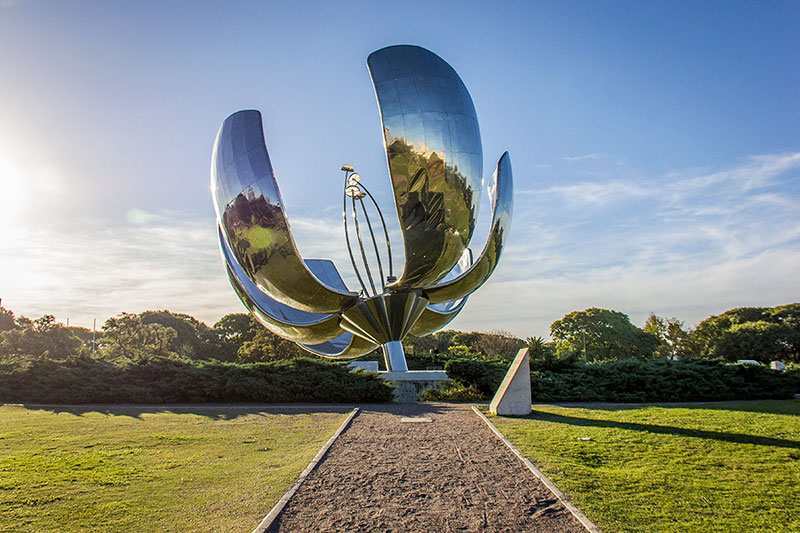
left=0, top=405, right=347, bottom=532
left=491, top=400, right=800, bottom=533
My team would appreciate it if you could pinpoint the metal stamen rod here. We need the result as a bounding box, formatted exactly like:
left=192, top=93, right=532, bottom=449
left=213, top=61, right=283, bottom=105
left=358, top=183, right=394, bottom=279
left=357, top=197, right=386, bottom=292
left=351, top=196, right=377, bottom=296
left=342, top=171, right=369, bottom=295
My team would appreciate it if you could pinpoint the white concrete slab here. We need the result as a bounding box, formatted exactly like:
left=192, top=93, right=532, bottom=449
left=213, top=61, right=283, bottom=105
left=489, top=348, right=531, bottom=416
left=400, top=417, right=433, bottom=423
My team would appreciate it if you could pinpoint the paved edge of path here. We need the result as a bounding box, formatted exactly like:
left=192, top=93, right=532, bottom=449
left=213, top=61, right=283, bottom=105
left=471, top=405, right=602, bottom=533
left=251, top=407, right=361, bottom=533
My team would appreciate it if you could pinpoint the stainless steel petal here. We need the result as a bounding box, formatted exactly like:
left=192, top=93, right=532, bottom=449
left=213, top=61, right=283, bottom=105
left=368, top=45, right=483, bottom=290
left=211, top=109, right=357, bottom=313
left=423, top=152, right=513, bottom=305
left=409, top=248, right=470, bottom=337
left=221, top=227, right=347, bottom=344
left=340, top=292, right=429, bottom=346
left=409, top=297, right=468, bottom=338
left=301, top=332, right=379, bottom=360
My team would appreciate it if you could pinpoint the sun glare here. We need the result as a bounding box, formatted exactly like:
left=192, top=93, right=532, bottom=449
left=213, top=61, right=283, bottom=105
left=0, top=147, right=26, bottom=232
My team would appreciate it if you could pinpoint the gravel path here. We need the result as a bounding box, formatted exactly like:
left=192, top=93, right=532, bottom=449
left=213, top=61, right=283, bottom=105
left=267, top=403, right=586, bottom=532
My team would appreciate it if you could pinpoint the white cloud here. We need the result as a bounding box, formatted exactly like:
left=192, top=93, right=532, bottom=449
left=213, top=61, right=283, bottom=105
left=522, top=179, right=651, bottom=207
left=473, top=151, right=800, bottom=337
left=0, top=215, right=243, bottom=329
left=561, top=153, right=605, bottom=162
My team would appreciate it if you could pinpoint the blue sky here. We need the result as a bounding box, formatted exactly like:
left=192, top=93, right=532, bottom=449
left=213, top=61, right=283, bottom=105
left=1, top=0, right=798, bottom=338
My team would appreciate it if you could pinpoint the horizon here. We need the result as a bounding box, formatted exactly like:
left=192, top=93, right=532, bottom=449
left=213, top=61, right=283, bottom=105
left=1, top=1, right=799, bottom=338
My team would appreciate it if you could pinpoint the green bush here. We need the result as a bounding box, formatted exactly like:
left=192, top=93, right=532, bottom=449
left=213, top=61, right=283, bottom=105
left=419, top=383, right=485, bottom=402
left=0, top=356, right=393, bottom=403
left=444, top=358, right=508, bottom=396
left=441, top=357, right=800, bottom=402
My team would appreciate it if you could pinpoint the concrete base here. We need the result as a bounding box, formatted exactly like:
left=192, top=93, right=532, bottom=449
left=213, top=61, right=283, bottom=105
left=379, top=370, right=450, bottom=402
left=347, top=361, right=380, bottom=372
left=490, top=348, right=532, bottom=416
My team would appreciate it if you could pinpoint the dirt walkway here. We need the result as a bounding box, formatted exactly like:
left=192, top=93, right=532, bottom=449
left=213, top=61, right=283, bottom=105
left=267, top=403, right=586, bottom=532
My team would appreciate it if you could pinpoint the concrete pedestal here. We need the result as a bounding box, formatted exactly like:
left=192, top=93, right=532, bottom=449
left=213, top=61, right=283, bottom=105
left=490, top=348, right=532, bottom=415
left=379, top=370, right=450, bottom=402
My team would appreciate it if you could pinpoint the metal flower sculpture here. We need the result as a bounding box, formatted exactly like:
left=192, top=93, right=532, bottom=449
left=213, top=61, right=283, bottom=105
left=211, top=45, right=512, bottom=372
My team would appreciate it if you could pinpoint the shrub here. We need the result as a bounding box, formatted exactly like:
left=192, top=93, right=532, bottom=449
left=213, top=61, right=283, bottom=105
left=419, top=383, right=484, bottom=402
left=0, top=356, right=393, bottom=403
left=444, top=358, right=507, bottom=396
left=441, top=357, right=800, bottom=402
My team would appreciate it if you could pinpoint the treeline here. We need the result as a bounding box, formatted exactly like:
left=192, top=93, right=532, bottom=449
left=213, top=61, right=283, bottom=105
left=0, top=309, right=308, bottom=364
left=2, top=303, right=798, bottom=366
left=0, top=308, right=394, bottom=403
left=0, top=303, right=798, bottom=403
left=406, top=303, right=800, bottom=367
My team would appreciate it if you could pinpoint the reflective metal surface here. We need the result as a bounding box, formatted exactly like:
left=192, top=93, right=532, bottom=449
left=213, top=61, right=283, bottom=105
left=408, top=298, right=467, bottom=338
left=212, top=110, right=358, bottom=313
left=409, top=248, right=471, bottom=337
left=212, top=46, right=513, bottom=371
left=383, top=341, right=408, bottom=372
left=302, top=332, right=379, bottom=359
left=340, top=292, right=429, bottom=346
left=423, top=152, right=513, bottom=305
left=221, top=229, right=345, bottom=344
left=368, top=45, right=483, bottom=290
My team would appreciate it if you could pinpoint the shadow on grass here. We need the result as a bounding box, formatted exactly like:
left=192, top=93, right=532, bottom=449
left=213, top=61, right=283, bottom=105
left=546, top=399, right=800, bottom=416
left=6, top=401, right=461, bottom=420
left=9, top=403, right=356, bottom=420
left=524, top=409, right=800, bottom=450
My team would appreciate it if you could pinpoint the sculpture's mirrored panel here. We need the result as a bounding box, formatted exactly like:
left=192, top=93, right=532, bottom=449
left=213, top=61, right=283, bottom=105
left=211, top=45, right=513, bottom=372
left=368, top=45, right=483, bottom=290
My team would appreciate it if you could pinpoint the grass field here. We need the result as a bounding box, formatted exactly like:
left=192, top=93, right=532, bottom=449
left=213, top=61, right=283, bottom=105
left=491, top=400, right=800, bottom=533
left=0, top=404, right=347, bottom=532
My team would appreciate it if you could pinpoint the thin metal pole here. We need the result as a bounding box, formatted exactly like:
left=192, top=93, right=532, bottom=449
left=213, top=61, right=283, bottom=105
left=359, top=183, right=393, bottom=279
left=92, top=318, right=96, bottom=357
left=582, top=330, right=586, bottom=360
left=352, top=196, right=377, bottom=295
left=342, top=171, right=369, bottom=295
left=357, top=197, right=385, bottom=292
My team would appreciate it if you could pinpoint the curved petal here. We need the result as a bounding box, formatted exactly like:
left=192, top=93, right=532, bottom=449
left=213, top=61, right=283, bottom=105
left=221, top=227, right=347, bottom=345
left=301, top=332, right=379, bottom=360
left=368, top=45, right=483, bottom=290
left=408, top=248, right=471, bottom=337
left=409, top=297, right=468, bottom=338
left=211, top=109, right=357, bottom=313
left=422, top=152, right=513, bottom=305
left=340, top=292, right=429, bottom=345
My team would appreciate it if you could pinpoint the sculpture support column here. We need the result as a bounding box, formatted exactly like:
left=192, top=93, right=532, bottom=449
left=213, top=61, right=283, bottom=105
left=383, top=341, right=408, bottom=372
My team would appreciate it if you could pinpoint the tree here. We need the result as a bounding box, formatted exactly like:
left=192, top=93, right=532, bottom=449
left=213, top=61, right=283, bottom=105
left=550, top=308, right=658, bottom=361
left=643, top=313, right=693, bottom=359
left=473, top=330, right=525, bottom=359
left=690, top=304, right=800, bottom=362
left=236, top=325, right=304, bottom=362
left=101, top=313, right=177, bottom=360
left=714, top=321, right=788, bottom=363
left=403, top=330, right=460, bottom=355
left=0, top=307, right=15, bottom=333
left=0, top=314, right=83, bottom=360
left=210, top=313, right=256, bottom=361
left=451, top=331, right=482, bottom=349
left=141, top=310, right=214, bottom=359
